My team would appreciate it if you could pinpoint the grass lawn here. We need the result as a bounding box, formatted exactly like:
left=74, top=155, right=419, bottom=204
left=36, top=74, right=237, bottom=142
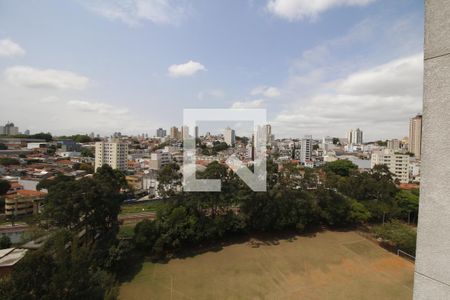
left=120, top=201, right=164, bottom=215
left=119, top=230, right=414, bottom=300
left=118, top=225, right=135, bottom=239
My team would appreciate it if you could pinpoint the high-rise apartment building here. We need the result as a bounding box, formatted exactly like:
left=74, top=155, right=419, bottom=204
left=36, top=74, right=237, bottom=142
left=224, top=127, right=235, bottom=146
left=300, top=135, right=313, bottom=164
left=409, top=114, right=422, bottom=159
left=170, top=126, right=179, bottom=139
left=0, top=122, right=19, bottom=136
left=371, top=149, right=410, bottom=183
left=265, top=124, right=272, bottom=141
left=347, top=128, right=363, bottom=145
left=156, top=128, right=167, bottom=138
left=95, top=139, right=128, bottom=171
left=387, top=139, right=402, bottom=151
left=181, top=126, right=189, bottom=139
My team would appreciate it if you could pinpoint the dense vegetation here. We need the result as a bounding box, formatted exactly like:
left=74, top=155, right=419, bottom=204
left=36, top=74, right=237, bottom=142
left=200, top=141, right=230, bottom=156
left=372, top=220, right=417, bottom=255
left=0, top=165, right=131, bottom=300
left=134, top=160, right=419, bottom=259
left=0, top=159, right=419, bottom=298
left=0, top=157, right=20, bottom=166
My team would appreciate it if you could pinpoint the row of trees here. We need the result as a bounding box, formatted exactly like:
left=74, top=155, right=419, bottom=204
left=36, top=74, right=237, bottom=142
left=134, top=160, right=419, bottom=259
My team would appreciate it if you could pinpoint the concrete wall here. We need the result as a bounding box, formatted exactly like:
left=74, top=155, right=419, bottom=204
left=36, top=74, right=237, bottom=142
left=414, top=1, right=450, bottom=298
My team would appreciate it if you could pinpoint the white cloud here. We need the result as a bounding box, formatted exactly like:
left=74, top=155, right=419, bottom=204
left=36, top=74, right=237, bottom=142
left=168, top=60, right=206, bottom=77
left=0, top=39, right=25, bottom=57
left=40, top=96, right=60, bottom=103
left=337, top=54, right=423, bottom=97
left=274, top=54, right=423, bottom=140
left=231, top=99, right=265, bottom=109
left=266, top=0, right=376, bottom=21
left=251, top=86, right=281, bottom=98
left=4, top=66, right=89, bottom=90
left=0, top=79, right=154, bottom=135
left=197, top=89, right=225, bottom=100
left=67, top=100, right=129, bottom=116
left=78, top=0, right=189, bottom=26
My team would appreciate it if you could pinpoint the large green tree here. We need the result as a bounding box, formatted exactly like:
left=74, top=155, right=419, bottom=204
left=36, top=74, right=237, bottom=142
left=0, top=180, right=11, bottom=195
left=323, top=160, right=357, bottom=177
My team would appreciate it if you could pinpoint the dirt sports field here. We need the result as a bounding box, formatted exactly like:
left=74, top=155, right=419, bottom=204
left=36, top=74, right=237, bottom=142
left=119, top=230, right=414, bottom=300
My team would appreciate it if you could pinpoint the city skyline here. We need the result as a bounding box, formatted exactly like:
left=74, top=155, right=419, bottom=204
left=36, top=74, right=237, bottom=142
left=0, top=0, right=423, bottom=140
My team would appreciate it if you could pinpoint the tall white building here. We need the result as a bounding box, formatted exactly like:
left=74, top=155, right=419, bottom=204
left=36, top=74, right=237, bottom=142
left=300, top=135, right=313, bottom=164
left=224, top=127, right=235, bottom=146
left=371, top=149, right=410, bottom=183
left=347, top=128, right=363, bottom=145
left=409, top=114, right=422, bottom=159
left=95, top=139, right=128, bottom=171
left=0, top=122, right=19, bottom=136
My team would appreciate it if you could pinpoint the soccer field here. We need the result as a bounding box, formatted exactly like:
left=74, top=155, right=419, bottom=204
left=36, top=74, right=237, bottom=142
left=119, top=230, right=414, bottom=300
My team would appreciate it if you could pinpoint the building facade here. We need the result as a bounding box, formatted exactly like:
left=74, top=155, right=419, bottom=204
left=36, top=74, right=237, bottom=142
left=371, top=149, right=409, bottom=183
left=347, top=128, right=363, bottom=145
left=409, top=114, right=422, bottom=159
left=0, top=122, right=19, bottom=136
left=156, top=128, right=167, bottom=138
left=387, top=139, right=402, bottom=151
left=148, top=150, right=172, bottom=170
left=94, top=140, right=128, bottom=171
left=224, top=127, right=235, bottom=146
left=170, top=126, right=179, bottom=139
left=300, top=135, right=313, bottom=164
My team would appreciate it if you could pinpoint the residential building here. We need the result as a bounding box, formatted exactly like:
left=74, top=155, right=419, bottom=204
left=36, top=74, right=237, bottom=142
left=410, top=160, right=421, bottom=183
left=195, top=126, right=199, bottom=139
left=181, top=126, right=190, bottom=139
left=4, top=190, right=46, bottom=216
left=148, top=150, right=172, bottom=170
left=224, top=127, right=235, bottom=146
left=387, top=139, right=402, bottom=151
left=300, top=135, right=313, bottom=164
left=409, top=114, right=422, bottom=159
left=371, top=149, right=410, bottom=183
left=94, top=139, right=128, bottom=171
left=170, top=126, right=179, bottom=139
left=0, top=122, right=19, bottom=136
left=347, top=128, right=363, bottom=145
left=156, top=128, right=167, bottom=138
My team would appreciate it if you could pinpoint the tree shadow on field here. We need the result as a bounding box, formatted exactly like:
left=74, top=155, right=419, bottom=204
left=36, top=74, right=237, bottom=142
left=160, top=227, right=327, bottom=262
left=117, top=251, right=147, bottom=282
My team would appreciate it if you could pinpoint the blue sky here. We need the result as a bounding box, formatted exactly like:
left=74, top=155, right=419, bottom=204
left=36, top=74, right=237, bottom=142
left=0, top=0, right=423, bottom=140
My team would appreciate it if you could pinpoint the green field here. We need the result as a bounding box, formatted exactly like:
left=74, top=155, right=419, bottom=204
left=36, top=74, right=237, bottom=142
left=119, top=231, right=414, bottom=300
left=120, top=201, right=164, bottom=215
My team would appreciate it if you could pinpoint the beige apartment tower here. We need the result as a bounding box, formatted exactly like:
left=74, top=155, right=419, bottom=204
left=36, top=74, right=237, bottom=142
left=409, top=114, right=422, bottom=159
left=95, top=140, right=128, bottom=171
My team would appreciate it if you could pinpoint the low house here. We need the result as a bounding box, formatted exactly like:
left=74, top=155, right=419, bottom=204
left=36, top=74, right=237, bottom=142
left=4, top=190, right=46, bottom=216
left=0, top=248, right=28, bottom=277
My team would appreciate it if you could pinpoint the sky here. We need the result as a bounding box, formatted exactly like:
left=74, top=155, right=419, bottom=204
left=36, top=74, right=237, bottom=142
left=0, top=0, right=424, bottom=140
